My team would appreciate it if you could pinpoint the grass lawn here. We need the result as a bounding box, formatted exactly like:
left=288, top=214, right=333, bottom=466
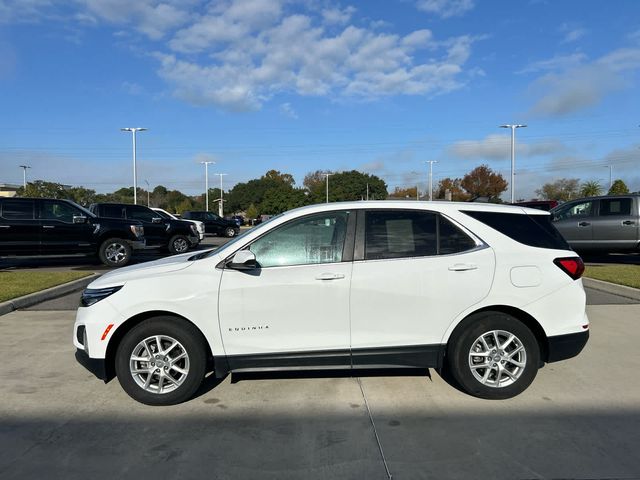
left=0, top=271, right=92, bottom=303
left=584, top=264, right=640, bottom=289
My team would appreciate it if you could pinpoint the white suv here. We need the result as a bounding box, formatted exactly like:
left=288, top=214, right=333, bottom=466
left=74, top=201, right=589, bottom=405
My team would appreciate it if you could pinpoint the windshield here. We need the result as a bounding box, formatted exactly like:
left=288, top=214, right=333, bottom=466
left=153, top=209, right=174, bottom=220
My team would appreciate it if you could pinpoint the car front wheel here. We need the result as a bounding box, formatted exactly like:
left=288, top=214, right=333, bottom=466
left=447, top=312, right=540, bottom=400
left=224, top=227, right=236, bottom=237
left=115, top=317, right=207, bottom=405
left=168, top=235, right=190, bottom=254
left=98, top=238, right=132, bottom=267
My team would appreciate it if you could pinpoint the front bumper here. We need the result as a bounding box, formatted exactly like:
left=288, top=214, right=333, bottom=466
left=75, top=348, right=107, bottom=381
left=188, top=234, right=200, bottom=246
left=128, top=239, right=146, bottom=250
left=547, top=330, right=589, bottom=363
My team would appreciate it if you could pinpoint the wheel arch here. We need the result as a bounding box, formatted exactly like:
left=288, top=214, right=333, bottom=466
left=446, top=305, right=549, bottom=364
left=104, top=310, right=214, bottom=382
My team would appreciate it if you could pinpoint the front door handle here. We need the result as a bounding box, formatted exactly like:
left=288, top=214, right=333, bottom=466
left=315, top=273, right=345, bottom=281
left=622, top=220, right=635, bottom=226
left=0, top=225, right=10, bottom=229
left=578, top=221, right=590, bottom=227
left=42, top=225, right=55, bottom=229
left=448, top=263, right=478, bottom=272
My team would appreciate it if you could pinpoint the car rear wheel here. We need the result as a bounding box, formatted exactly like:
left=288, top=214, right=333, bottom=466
left=447, top=312, right=540, bottom=400
left=98, top=238, right=132, bottom=267
left=168, top=235, right=190, bottom=254
left=115, top=317, right=207, bottom=405
left=224, top=227, right=236, bottom=237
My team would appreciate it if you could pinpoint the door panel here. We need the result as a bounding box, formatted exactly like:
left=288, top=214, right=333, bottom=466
left=125, top=206, right=166, bottom=246
left=39, top=200, right=93, bottom=254
left=552, top=200, right=595, bottom=249
left=591, top=198, right=638, bottom=250
left=0, top=199, right=39, bottom=255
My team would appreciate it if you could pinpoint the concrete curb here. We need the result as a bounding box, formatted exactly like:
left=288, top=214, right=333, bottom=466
left=0, top=273, right=98, bottom=316
left=583, top=277, right=640, bottom=302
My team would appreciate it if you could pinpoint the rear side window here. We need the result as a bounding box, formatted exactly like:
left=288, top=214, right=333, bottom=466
left=439, top=215, right=477, bottom=254
left=599, top=198, right=632, bottom=216
left=1, top=200, right=34, bottom=220
left=126, top=206, right=156, bottom=222
left=462, top=210, right=570, bottom=250
left=100, top=205, right=125, bottom=218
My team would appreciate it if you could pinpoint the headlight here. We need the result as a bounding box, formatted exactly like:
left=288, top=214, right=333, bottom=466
left=80, top=286, right=123, bottom=307
left=130, top=225, right=144, bottom=238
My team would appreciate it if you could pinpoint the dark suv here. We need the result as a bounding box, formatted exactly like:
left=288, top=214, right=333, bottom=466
left=181, top=211, right=240, bottom=237
left=0, top=197, right=145, bottom=267
left=90, top=203, right=200, bottom=254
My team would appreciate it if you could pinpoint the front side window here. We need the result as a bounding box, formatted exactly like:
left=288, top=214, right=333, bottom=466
left=250, top=211, right=349, bottom=268
left=553, top=201, right=593, bottom=221
left=206, top=212, right=221, bottom=221
left=365, top=210, right=437, bottom=260
left=41, top=201, right=80, bottom=223
left=1, top=200, right=34, bottom=220
left=126, top=206, right=156, bottom=222
left=599, top=198, right=632, bottom=216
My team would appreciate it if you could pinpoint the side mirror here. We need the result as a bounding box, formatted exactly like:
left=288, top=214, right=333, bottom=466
left=228, top=250, right=257, bottom=270
left=152, top=217, right=163, bottom=224
left=73, top=215, right=87, bottom=224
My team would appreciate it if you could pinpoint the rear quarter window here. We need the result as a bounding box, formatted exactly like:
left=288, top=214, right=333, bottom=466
left=462, top=210, right=570, bottom=250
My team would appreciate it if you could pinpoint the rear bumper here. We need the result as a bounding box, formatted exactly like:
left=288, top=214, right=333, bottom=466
left=128, top=239, right=146, bottom=250
left=75, top=348, right=107, bottom=381
left=547, top=330, right=589, bottom=363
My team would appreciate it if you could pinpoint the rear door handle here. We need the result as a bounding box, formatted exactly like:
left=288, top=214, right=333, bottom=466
left=622, top=220, right=635, bottom=226
left=0, top=225, right=10, bottom=229
left=448, top=263, right=478, bottom=272
left=42, top=225, right=55, bottom=229
left=578, top=221, right=590, bottom=227
left=315, top=273, right=345, bottom=281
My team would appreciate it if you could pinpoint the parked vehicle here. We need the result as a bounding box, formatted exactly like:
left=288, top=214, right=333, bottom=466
left=0, top=197, right=145, bottom=267
left=550, top=195, right=639, bottom=252
left=75, top=201, right=588, bottom=405
left=152, top=207, right=205, bottom=242
left=181, top=211, right=240, bottom=237
left=89, top=203, right=200, bottom=254
left=230, top=215, right=245, bottom=227
left=513, top=200, right=559, bottom=211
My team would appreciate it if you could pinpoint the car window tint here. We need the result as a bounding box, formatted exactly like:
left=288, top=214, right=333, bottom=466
left=100, top=205, right=124, bottom=218
left=41, top=201, right=79, bottom=223
left=250, top=211, right=348, bottom=267
left=438, top=216, right=477, bottom=254
left=553, top=201, right=593, bottom=220
left=1, top=200, right=34, bottom=220
left=365, top=210, right=437, bottom=260
left=599, top=198, right=632, bottom=216
left=126, top=206, right=156, bottom=222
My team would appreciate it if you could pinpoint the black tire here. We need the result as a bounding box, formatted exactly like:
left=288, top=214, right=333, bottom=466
left=115, top=317, right=207, bottom=406
left=168, top=234, right=190, bottom=254
left=98, top=238, right=132, bottom=267
left=447, top=311, right=540, bottom=400
left=224, top=227, right=236, bottom=238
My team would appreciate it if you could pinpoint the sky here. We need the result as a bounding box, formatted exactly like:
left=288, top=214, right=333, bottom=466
left=1, top=0, right=639, bottom=200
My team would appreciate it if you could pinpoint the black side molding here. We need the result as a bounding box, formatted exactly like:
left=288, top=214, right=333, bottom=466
left=75, top=349, right=108, bottom=382
left=547, top=330, right=589, bottom=363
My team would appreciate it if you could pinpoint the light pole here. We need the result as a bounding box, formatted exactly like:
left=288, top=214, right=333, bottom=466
left=425, top=161, right=438, bottom=201
left=18, top=165, right=31, bottom=189
left=604, top=165, right=612, bottom=190
left=200, top=161, right=215, bottom=211
left=323, top=173, right=333, bottom=203
left=121, top=127, right=147, bottom=205
left=500, top=124, right=527, bottom=203
left=215, top=173, right=228, bottom=217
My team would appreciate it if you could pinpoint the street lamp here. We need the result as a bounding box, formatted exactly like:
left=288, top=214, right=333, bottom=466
left=425, top=161, right=438, bottom=201
left=121, top=127, right=147, bottom=205
left=144, top=179, right=150, bottom=207
left=18, top=165, right=31, bottom=189
left=323, top=173, right=333, bottom=203
left=499, top=124, right=526, bottom=203
left=214, top=173, right=228, bottom=217
left=200, top=161, right=214, bottom=211
left=604, top=165, right=612, bottom=190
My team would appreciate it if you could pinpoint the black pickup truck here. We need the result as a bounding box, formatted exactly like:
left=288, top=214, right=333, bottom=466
left=181, top=210, right=240, bottom=237
left=90, top=203, right=200, bottom=254
left=0, top=197, right=145, bottom=267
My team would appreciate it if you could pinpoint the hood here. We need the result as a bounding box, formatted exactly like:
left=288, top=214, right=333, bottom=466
left=90, top=251, right=196, bottom=288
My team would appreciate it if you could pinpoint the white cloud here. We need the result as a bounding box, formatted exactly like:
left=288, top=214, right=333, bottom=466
left=525, top=47, right=640, bottom=117
left=448, top=134, right=567, bottom=161
left=321, top=5, right=356, bottom=25
left=279, top=102, right=298, bottom=119
left=517, top=53, right=587, bottom=74
left=415, top=0, right=475, bottom=18
left=559, top=23, right=587, bottom=43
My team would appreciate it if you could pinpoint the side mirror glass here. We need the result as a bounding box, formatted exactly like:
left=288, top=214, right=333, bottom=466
left=73, top=215, right=87, bottom=224
left=228, top=250, right=257, bottom=270
left=152, top=217, right=163, bottom=224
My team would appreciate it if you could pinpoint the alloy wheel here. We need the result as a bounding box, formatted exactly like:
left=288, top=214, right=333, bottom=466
left=129, top=335, right=190, bottom=394
left=468, top=329, right=527, bottom=388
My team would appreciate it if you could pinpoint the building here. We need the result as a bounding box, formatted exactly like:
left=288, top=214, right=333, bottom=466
left=0, top=184, right=21, bottom=198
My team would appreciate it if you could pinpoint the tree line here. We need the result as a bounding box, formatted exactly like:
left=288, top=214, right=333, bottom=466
left=14, top=165, right=634, bottom=216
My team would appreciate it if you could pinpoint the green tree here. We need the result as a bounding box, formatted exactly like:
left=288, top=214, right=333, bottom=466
left=390, top=186, right=419, bottom=199
left=435, top=177, right=470, bottom=201
left=17, top=180, right=67, bottom=199
left=608, top=179, right=630, bottom=195
left=260, top=188, right=307, bottom=215
left=460, top=165, right=508, bottom=200
left=305, top=170, right=387, bottom=203
left=535, top=178, right=580, bottom=202
left=226, top=170, right=299, bottom=213
left=579, top=180, right=602, bottom=197
left=245, top=203, right=259, bottom=219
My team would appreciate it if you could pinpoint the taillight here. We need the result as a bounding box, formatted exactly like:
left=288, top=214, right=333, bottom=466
left=554, top=257, right=585, bottom=280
